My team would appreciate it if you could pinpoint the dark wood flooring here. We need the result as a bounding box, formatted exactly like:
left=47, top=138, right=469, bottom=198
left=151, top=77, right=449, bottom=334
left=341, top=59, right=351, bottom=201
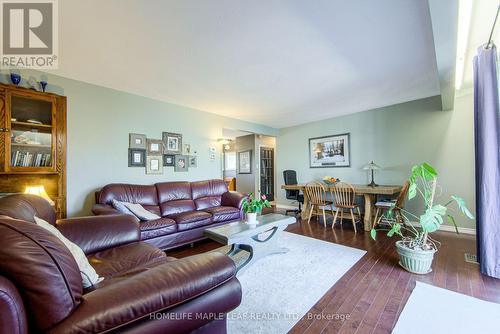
left=168, top=209, right=500, bottom=334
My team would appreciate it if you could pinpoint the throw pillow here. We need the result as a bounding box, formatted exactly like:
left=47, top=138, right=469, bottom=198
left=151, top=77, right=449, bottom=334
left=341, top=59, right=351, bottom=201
left=123, top=202, right=161, bottom=221
left=111, top=199, right=134, bottom=215
left=34, top=216, right=103, bottom=288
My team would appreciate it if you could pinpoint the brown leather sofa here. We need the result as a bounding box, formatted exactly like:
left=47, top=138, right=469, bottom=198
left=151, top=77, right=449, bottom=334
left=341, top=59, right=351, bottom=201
left=93, top=179, right=247, bottom=250
left=0, top=194, right=242, bottom=334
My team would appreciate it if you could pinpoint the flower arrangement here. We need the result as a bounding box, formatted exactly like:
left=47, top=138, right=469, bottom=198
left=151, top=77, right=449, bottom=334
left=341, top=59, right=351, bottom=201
left=242, top=192, right=271, bottom=213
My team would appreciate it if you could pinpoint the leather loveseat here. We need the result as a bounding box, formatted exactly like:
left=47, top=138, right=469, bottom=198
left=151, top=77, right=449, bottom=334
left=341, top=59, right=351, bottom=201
left=0, top=194, right=242, bottom=334
left=93, top=179, right=247, bottom=250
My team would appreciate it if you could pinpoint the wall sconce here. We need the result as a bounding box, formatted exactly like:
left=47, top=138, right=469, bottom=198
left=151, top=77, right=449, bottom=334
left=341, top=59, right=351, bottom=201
left=24, top=185, right=55, bottom=205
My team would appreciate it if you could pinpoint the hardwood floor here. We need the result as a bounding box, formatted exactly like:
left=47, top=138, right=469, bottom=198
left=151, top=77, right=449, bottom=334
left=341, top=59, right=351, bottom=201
left=168, top=209, right=500, bottom=334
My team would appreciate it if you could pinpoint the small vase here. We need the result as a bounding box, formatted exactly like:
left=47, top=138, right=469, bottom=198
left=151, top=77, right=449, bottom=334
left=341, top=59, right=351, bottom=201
left=246, top=212, right=258, bottom=225
left=10, top=73, right=21, bottom=85
left=39, top=81, right=47, bottom=92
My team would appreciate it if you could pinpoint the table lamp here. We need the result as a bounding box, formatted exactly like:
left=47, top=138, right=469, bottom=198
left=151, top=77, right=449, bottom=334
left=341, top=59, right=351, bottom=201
left=363, top=161, right=381, bottom=187
left=24, top=185, right=55, bottom=205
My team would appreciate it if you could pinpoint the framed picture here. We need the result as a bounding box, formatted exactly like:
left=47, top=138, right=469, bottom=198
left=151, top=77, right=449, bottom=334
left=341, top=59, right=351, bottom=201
left=174, top=155, right=189, bottom=172
left=146, top=155, right=163, bottom=174
left=163, top=154, right=175, bottom=166
left=309, top=133, right=350, bottom=168
left=209, top=153, right=216, bottom=162
left=162, top=132, right=182, bottom=154
left=128, top=148, right=146, bottom=167
left=188, top=155, right=197, bottom=167
left=147, top=139, right=164, bottom=155
left=183, top=143, right=191, bottom=155
left=238, top=150, right=252, bottom=174
left=129, top=133, right=146, bottom=149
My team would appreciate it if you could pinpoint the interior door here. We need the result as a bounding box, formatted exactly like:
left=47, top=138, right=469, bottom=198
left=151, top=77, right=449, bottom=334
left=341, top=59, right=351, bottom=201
left=260, top=147, right=274, bottom=201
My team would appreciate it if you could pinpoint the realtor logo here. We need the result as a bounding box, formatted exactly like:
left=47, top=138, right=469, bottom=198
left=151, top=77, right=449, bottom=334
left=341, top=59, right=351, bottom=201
left=0, top=0, right=58, bottom=68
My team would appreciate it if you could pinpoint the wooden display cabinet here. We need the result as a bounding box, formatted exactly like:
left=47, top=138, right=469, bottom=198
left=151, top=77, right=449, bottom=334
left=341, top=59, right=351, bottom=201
left=0, top=83, right=67, bottom=218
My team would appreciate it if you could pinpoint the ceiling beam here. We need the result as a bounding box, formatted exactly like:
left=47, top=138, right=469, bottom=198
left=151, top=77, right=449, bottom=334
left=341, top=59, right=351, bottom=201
left=427, top=0, right=459, bottom=111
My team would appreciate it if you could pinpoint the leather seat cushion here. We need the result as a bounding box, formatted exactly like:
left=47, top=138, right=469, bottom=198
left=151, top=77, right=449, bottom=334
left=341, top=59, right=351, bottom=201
left=204, top=206, right=240, bottom=222
left=88, top=242, right=167, bottom=278
left=139, top=217, right=177, bottom=240
left=167, top=211, right=212, bottom=231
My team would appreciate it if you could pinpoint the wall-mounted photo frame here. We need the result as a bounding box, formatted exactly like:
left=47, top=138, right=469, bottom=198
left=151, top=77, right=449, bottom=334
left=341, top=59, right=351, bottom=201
left=163, top=154, right=175, bottom=166
left=238, top=150, right=252, bottom=174
left=129, top=133, right=146, bottom=149
left=309, top=133, right=350, bottom=168
left=188, top=155, right=197, bottom=167
left=128, top=148, right=146, bottom=167
left=146, top=155, right=163, bottom=174
left=162, top=132, right=182, bottom=154
left=174, top=155, right=189, bottom=172
left=183, top=143, right=191, bottom=155
left=147, top=139, right=164, bottom=155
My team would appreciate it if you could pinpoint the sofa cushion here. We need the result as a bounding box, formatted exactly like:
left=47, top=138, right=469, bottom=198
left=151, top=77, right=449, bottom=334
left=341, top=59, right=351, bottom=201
left=191, top=179, right=228, bottom=210
left=88, top=241, right=167, bottom=279
left=168, top=211, right=212, bottom=231
left=98, top=184, right=159, bottom=206
left=0, top=218, right=83, bottom=331
left=204, top=206, right=241, bottom=222
left=139, top=217, right=177, bottom=240
left=156, top=182, right=196, bottom=215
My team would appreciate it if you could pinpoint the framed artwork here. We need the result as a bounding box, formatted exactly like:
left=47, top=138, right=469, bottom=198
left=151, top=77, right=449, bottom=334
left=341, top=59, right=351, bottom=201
left=147, top=139, right=164, bottom=155
left=209, top=146, right=216, bottom=162
left=188, top=155, right=197, bottom=167
left=309, top=133, right=350, bottom=168
left=174, top=155, right=189, bottom=172
left=162, top=132, right=182, bottom=154
left=128, top=148, right=146, bottom=167
left=146, top=155, right=163, bottom=174
left=129, top=133, right=146, bottom=149
left=238, top=150, right=252, bottom=174
left=183, top=143, right=191, bottom=155
left=163, top=154, right=175, bottom=166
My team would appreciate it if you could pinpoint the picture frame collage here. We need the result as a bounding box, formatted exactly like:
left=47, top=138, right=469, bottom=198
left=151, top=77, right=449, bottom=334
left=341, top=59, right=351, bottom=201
left=128, top=132, right=198, bottom=174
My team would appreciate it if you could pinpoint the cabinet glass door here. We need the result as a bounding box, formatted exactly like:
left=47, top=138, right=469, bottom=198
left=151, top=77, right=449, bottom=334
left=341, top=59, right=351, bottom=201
left=9, top=95, right=54, bottom=170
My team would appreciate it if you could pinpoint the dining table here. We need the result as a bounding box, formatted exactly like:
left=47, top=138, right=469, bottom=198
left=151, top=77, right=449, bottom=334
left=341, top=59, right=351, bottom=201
left=281, top=183, right=403, bottom=231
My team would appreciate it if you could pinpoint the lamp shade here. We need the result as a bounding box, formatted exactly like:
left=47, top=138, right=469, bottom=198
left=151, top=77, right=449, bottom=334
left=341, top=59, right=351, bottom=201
left=363, top=161, right=382, bottom=170
left=24, top=185, right=55, bottom=205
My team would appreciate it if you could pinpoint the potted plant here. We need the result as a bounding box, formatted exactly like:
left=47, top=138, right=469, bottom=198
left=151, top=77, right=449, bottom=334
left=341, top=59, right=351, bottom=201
left=371, top=162, right=474, bottom=274
left=242, top=192, right=271, bottom=225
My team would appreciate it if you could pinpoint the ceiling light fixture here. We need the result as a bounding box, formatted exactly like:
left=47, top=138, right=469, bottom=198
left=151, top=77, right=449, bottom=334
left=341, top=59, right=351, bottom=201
left=455, top=0, right=473, bottom=90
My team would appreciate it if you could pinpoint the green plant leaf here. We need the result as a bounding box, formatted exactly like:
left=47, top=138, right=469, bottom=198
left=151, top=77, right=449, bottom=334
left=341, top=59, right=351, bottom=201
left=451, top=195, right=475, bottom=219
left=420, top=206, right=444, bottom=232
left=408, top=182, right=417, bottom=200
left=432, top=204, right=447, bottom=216
left=447, top=214, right=459, bottom=234
left=421, top=162, right=437, bottom=180
left=387, top=223, right=401, bottom=237
left=370, top=229, right=377, bottom=240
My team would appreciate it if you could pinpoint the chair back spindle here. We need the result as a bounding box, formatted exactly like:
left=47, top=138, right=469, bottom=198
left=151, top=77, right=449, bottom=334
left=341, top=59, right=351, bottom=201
left=332, top=182, right=356, bottom=208
left=305, top=182, right=327, bottom=205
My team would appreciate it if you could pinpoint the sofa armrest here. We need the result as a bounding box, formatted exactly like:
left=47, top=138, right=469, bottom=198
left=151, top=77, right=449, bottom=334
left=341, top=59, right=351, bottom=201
left=48, top=253, right=241, bottom=334
left=221, top=191, right=247, bottom=209
left=0, top=276, right=28, bottom=334
left=92, top=203, right=120, bottom=216
left=56, top=214, right=140, bottom=254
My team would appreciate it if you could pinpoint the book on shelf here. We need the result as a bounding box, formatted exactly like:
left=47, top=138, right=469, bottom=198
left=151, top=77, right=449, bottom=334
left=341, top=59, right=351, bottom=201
left=10, top=151, right=51, bottom=167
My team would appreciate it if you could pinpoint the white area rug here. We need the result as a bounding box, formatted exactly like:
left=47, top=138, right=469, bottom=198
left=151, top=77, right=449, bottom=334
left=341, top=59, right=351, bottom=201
left=393, top=282, right=500, bottom=334
left=223, top=231, right=366, bottom=334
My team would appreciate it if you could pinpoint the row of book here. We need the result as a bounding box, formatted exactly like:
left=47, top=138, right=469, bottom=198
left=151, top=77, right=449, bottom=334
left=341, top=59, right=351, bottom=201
left=11, top=151, right=51, bottom=167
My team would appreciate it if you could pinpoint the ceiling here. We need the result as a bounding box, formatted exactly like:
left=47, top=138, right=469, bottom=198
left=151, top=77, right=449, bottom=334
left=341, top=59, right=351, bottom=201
left=52, top=0, right=445, bottom=128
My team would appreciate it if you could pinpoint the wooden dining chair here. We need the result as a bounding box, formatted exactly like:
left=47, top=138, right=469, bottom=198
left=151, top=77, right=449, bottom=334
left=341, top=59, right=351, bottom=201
left=331, top=182, right=361, bottom=233
left=372, top=181, right=410, bottom=229
left=304, top=182, right=334, bottom=227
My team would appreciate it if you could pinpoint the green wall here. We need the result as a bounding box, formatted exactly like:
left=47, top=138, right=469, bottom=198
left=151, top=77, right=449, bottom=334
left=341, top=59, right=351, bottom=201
left=276, top=93, right=475, bottom=229
left=0, top=71, right=278, bottom=216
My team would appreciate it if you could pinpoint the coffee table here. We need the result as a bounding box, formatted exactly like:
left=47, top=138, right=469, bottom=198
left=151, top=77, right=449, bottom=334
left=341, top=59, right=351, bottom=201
left=204, top=213, right=296, bottom=274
